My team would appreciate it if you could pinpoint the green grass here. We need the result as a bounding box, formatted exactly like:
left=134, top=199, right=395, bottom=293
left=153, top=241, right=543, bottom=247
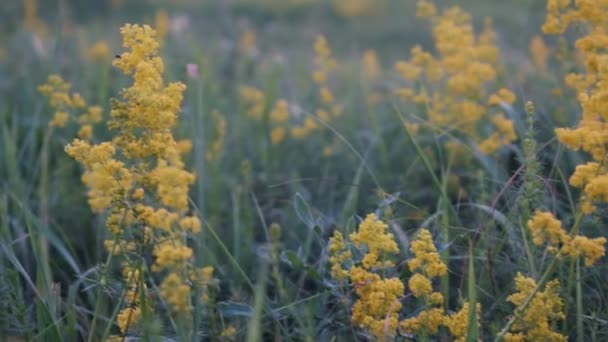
left=1, top=0, right=607, bottom=341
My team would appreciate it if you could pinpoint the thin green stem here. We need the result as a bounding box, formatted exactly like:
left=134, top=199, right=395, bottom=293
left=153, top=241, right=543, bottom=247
left=495, top=252, right=561, bottom=341
left=518, top=218, right=537, bottom=277
left=576, top=257, right=583, bottom=342
left=87, top=234, right=120, bottom=342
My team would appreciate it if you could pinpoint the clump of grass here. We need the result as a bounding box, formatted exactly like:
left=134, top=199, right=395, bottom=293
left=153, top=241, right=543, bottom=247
left=1, top=0, right=608, bottom=341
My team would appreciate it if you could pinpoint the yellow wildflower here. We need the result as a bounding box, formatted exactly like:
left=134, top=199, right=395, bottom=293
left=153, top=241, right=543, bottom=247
left=395, top=2, right=517, bottom=155
left=416, top=0, right=437, bottom=18
left=400, top=307, right=444, bottom=335
left=488, top=88, right=516, bottom=106
left=443, top=302, right=481, bottom=342
left=240, top=86, right=265, bottom=120
left=328, top=231, right=352, bottom=280
left=290, top=125, right=310, bottom=140
left=407, top=229, right=447, bottom=277
left=349, top=214, right=399, bottom=269
left=350, top=267, right=404, bottom=339
left=529, top=35, right=550, bottom=70
left=49, top=111, right=69, bottom=128
left=63, top=24, right=203, bottom=331
left=408, top=273, right=433, bottom=298
left=116, top=306, right=141, bottom=334
left=271, top=127, right=286, bottom=144
left=527, top=211, right=567, bottom=247
left=562, top=235, right=607, bottom=267
left=362, top=49, right=381, bottom=81
left=331, top=0, right=384, bottom=18
left=270, top=99, right=289, bottom=123
left=220, top=326, right=237, bottom=339
left=400, top=228, right=447, bottom=336
left=239, top=29, right=257, bottom=56
left=155, top=9, right=169, bottom=45
left=505, top=273, right=566, bottom=341
left=178, top=216, right=202, bottom=234
left=160, top=272, right=192, bottom=313
left=190, top=266, right=216, bottom=303
left=527, top=210, right=606, bottom=265
left=86, top=40, right=110, bottom=61
left=152, top=242, right=193, bottom=272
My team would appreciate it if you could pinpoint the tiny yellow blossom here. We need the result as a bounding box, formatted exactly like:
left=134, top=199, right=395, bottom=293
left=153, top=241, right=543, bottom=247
left=350, top=267, right=404, bottom=339
left=443, top=302, right=481, bottom=342
left=505, top=273, right=566, bottom=341
left=407, top=229, right=447, bottom=277
left=400, top=307, right=444, bottom=335
left=86, top=40, right=110, bottom=61
left=220, top=326, right=237, bottom=339
left=349, top=214, right=399, bottom=269
left=160, top=272, right=192, bottom=313
left=527, top=211, right=567, bottom=247
left=116, top=306, right=141, bottom=334
left=328, top=231, right=352, bottom=280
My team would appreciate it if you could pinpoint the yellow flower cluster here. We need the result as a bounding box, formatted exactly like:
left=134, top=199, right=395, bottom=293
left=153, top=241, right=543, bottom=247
left=160, top=272, right=192, bottom=314
left=362, top=50, right=381, bottom=82
left=291, top=35, right=342, bottom=142
left=350, top=266, right=404, bottom=339
left=407, top=229, right=447, bottom=277
left=328, top=214, right=403, bottom=339
left=152, top=241, right=193, bottom=272
left=400, top=229, right=447, bottom=336
left=190, top=266, right=216, bottom=304
left=23, top=0, right=48, bottom=38
left=86, top=40, right=111, bottom=62
left=155, top=9, right=169, bottom=46
left=328, top=231, right=352, bottom=280
left=312, top=35, right=336, bottom=86
left=329, top=218, right=480, bottom=340
left=400, top=307, right=445, bottom=335
left=220, top=325, right=237, bottom=339
left=314, top=35, right=343, bottom=117
left=349, top=213, right=399, bottom=269
left=361, top=49, right=384, bottom=106
left=239, top=85, right=265, bottom=120
left=38, top=75, right=103, bottom=139
left=64, top=140, right=131, bottom=214
left=443, top=303, right=481, bottom=342
left=528, top=211, right=606, bottom=266
left=529, top=35, right=550, bottom=71
left=239, top=29, right=257, bottom=56
left=544, top=0, right=608, bottom=214
left=61, top=24, right=216, bottom=333
left=331, top=0, right=385, bottom=18
left=348, top=214, right=403, bottom=339
left=116, top=306, right=142, bottom=334
left=239, top=36, right=343, bottom=149
left=239, top=87, right=293, bottom=144
left=395, top=1, right=517, bottom=155
left=503, top=273, right=566, bottom=342
left=398, top=229, right=478, bottom=340
left=269, top=99, right=290, bottom=144
left=115, top=265, right=145, bottom=333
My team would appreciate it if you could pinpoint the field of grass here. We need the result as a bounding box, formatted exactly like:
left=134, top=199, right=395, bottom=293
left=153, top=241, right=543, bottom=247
left=1, top=0, right=607, bottom=341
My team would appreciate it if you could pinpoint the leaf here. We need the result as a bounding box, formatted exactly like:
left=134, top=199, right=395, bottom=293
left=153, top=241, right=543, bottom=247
left=217, top=302, right=254, bottom=317
left=294, top=193, right=314, bottom=228
left=466, top=243, right=479, bottom=342
left=282, top=250, right=304, bottom=269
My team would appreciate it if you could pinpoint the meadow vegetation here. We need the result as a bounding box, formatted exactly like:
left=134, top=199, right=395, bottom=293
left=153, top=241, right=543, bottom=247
left=0, top=0, right=607, bottom=341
